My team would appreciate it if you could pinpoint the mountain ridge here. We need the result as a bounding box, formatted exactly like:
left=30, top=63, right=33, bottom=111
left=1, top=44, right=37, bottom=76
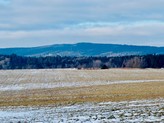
left=0, top=42, right=164, bottom=57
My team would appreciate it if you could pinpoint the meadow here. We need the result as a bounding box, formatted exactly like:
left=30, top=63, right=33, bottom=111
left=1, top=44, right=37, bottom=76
left=0, top=69, right=163, bottom=122
left=0, top=69, right=163, bottom=106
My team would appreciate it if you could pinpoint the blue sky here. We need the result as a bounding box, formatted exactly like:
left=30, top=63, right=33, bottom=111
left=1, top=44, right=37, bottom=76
left=0, top=0, right=164, bottom=48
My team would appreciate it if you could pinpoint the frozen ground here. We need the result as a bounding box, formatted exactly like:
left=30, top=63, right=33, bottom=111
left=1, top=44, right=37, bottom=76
left=0, top=69, right=163, bottom=122
left=0, top=79, right=163, bottom=91
left=0, top=98, right=163, bottom=123
left=0, top=69, right=164, bottom=91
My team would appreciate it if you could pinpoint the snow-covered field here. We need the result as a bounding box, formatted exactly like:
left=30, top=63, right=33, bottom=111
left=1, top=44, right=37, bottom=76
left=0, top=79, right=164, bottom=91
left=0, top=99, right=163, bottom=123
left=0, top=69, right=164, bottom=91
left=0, top=69, right=163, bottom=122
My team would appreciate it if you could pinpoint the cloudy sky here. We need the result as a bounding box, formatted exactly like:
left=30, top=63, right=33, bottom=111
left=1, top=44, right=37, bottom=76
left=0, top=0, right=164, bottom=48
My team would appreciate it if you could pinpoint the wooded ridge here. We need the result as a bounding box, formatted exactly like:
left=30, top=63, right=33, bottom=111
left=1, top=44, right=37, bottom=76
left=0, top=54, right=163, bottom=69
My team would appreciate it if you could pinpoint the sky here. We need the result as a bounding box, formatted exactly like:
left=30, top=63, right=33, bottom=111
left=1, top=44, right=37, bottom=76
left=0, top=0, right=164, bottom=48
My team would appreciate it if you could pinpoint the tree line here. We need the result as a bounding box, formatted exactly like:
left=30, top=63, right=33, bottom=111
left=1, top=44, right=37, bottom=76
left=0, top=54, right=163, bottom=69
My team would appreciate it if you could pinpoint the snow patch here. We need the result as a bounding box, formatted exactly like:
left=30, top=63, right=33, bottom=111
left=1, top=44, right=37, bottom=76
left=0, top=99, right=163, bottom=123
left=0, top=79, right=163, bottom=91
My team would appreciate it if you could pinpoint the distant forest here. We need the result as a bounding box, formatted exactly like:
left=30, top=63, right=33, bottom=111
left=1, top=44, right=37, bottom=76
left=0, top=54, right=164, bottom=69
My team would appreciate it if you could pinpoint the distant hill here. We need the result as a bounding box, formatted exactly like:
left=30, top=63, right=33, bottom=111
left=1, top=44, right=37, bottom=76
left=0, top=43, right=164, bottom=57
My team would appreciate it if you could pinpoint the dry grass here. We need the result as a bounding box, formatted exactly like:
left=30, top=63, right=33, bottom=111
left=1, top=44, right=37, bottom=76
left=0, top=81, right=163, bottom=107
left=0, top=69, right=164, bottom=85
left=0, top=69, right=163, bottom=107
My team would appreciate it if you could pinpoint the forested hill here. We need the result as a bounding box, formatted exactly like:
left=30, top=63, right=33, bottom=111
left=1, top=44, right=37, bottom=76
left=0, top=54, right=163, bottom=69
left=0, top=43, right=164, bottom=57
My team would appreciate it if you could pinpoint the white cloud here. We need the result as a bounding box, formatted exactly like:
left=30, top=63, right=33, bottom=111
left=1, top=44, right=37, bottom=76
left=0, top=0, right=164, bottom=47
left=0, top=21, right=164, bottom=47
left=3, top=0, right=164, bottom=25
left=0, top=23, right=13, bottom=28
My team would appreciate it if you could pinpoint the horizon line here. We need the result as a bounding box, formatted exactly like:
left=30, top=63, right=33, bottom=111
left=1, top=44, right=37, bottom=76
left=0, top=42, right=163, bottom=49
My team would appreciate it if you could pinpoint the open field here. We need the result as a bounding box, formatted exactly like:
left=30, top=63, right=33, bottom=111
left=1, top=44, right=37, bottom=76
left=0, top=69, right=164, bottom=122
left=0, top=99, right=163, bottom=123
left=0, top=69, right=164, bottom=106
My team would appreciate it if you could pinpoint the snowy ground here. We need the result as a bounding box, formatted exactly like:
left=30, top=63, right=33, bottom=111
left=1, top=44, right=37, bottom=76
left=0, top=99, right=163, bottom=123
left=0, top=69, right=163, bottom=122
left=0, top=79, right=163, bottom=91
left=0, top=69, right=164, bottom=91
